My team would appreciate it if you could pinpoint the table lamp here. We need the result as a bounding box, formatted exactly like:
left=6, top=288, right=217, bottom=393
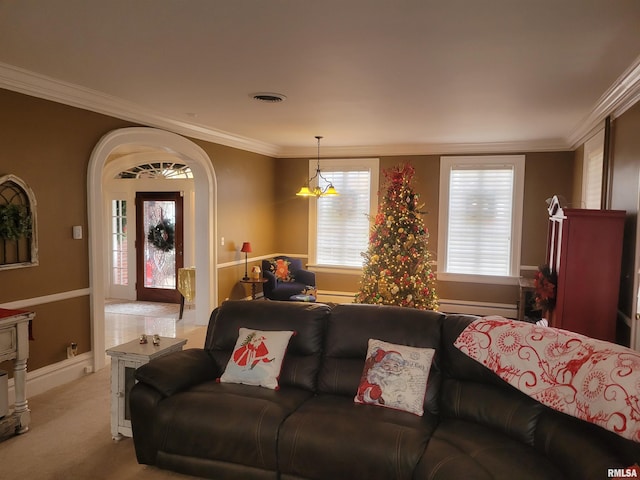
left=241, top=242, right=252, bottom=280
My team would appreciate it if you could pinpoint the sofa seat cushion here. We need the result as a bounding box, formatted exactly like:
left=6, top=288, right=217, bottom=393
left=152, top=381, right=313, bottom=473
left=278, top=394, right=437, bottom=480
left=416, top=418, right=564, bottom=480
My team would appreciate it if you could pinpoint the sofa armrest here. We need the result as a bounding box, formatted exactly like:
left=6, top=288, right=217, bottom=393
left=130, top=382, right=165, bottom=464
left=263, top=270, right=277, bottom=293
left=134, top=348, right=218, bottom=397
left=294, top=269, right=315, bottom=286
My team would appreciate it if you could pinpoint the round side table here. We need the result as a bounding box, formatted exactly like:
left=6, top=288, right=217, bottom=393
left=240, top=277, right=268, bottom=300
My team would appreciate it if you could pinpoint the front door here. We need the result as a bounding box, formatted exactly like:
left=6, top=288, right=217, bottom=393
left=135, top=191, right=183, bottom=303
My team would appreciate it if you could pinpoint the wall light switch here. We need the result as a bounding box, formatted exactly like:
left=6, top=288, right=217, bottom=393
left=72, top=225, right=83, bottom=240
left=221, top=236, right=225, bottom=246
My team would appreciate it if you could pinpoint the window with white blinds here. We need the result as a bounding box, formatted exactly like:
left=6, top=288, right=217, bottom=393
left=438, top=155, right=525, bottom=283
left=582, top=129, right=604, bottom=209
left=309, top=158, right=379, bottom=269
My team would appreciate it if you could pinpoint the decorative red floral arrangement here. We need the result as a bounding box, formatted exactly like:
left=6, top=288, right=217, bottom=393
left=534, top=264, right=557, bottom=312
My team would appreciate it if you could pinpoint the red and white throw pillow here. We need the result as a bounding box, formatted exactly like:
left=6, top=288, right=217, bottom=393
left=354, top=338, right=435, bottom=416
left=219, top=328, right=294, bottom=390
left=454, top=316, right=640, bottom=442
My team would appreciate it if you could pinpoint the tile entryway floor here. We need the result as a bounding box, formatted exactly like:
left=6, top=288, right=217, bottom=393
left=105, top=299, right=202, bottom=350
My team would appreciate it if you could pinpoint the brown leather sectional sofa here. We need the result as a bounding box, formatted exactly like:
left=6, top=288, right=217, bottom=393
left=130, top=300, right=640, bottom=479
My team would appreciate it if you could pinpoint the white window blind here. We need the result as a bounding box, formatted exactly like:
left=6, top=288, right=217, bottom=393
left=438, top=155, right=524, bottom=283
left=583, top=129, right=604, bottom=209
left=447, top=166, right=514, bottom=276
left=316, top=169, right=371, bottom=267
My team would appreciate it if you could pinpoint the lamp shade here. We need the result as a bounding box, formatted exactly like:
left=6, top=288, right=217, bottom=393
left=324, top=185, right=339, bottom=196
left=240, top=242, right=252, bottom=253
left=296, top=186, right=313, bottom=196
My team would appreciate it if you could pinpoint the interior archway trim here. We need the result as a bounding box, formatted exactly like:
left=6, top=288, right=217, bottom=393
left=88, top=127, right=218, bottom=371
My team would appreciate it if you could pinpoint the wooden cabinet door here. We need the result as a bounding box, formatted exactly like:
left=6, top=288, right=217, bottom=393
left=548, top=209, right=625, bottom=342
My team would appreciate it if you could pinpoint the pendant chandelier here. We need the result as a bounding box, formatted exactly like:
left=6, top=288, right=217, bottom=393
left=296, top=136, right=339, bottom=197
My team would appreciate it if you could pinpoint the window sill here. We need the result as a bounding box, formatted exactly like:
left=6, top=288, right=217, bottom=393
left=436, top=272, right=520, bottom=286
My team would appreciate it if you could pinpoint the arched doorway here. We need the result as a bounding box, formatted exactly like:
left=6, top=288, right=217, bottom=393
left=88, top=127, right=217, bottom=371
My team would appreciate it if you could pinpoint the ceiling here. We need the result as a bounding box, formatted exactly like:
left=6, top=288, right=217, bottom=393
left=1, top=0, right=640, bottom=158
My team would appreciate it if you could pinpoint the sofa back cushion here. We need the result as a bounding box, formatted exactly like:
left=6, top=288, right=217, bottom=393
left=440, top=378, right=544, bottom=446
left=318, top=303, right=444, bottom=415
left=534, top=404, right=640, bottom=476
left=441, top=314, right=640, bottom=468
left=439, top=314, right=551, bottom=448
left=440, top=313, right=510, bottom=386
left=455, top=316, right=640, bottom=443
left=205, top=300, right=330, bottom=392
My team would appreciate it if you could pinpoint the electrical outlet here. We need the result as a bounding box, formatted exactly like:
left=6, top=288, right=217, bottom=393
left=67, top=342, right=78, bottom=359
left=221, top=236, right=225, bottom=246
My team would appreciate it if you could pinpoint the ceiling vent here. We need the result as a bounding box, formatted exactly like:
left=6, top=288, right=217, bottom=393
left=250, top=92, right=287, bottom=103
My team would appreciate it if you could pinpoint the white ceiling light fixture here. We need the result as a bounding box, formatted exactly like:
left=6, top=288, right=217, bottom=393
left=296, top=136, right=339, bottom=198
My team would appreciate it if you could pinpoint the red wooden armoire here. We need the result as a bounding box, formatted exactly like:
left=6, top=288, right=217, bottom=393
left=546, top=198, right=625, bottom=342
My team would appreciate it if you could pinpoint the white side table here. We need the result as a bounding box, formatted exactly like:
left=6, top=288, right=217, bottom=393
left=106, top=336, right=187, bottom=440
left=0, top=308, right=34, bottom=439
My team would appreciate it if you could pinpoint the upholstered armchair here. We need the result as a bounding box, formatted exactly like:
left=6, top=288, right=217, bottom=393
left=261, top=256, right=316, bottom=301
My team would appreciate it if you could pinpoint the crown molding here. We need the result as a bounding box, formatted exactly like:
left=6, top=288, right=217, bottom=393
left=567, top=53, right=640, bottom=149
left=277, top=139, right=571, bottom=158
left=0, top=62, right=281, bottom=157
left=1, top=56, right=639, bottom=158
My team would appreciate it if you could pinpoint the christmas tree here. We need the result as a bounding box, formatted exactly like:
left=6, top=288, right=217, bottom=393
left=355, top=163, right=438, bottom=310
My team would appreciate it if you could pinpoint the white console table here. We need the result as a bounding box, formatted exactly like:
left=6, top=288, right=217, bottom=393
left=106, top=336, right=187, bottom=440
left=0, top=308, right=34, bottom=438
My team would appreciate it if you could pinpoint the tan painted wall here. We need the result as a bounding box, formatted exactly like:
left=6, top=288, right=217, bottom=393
left=188, top=138, right=277, bottom=301
left=0, top=296, right=91, bottom=376
left=0, top=90, right=133, bottom=302
left=275, top=151, right=575, bottom=306
left=190, top=138, right=277, bottom=264
left=0, top=89, right=276, bottom=370
left=0, top=89, right=135, bottom=371
left=609, top=103, right=640, bottom=320
left=272, top=157, right=311, bottom=254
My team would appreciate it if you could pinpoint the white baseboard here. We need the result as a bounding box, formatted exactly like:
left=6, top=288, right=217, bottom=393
left=316, top=292, right=517, bottom=319
left=317, top=290, right=355, bottom=304
left=438, top=298, right=517, bottom=318
left=318, top=290, right=518, bottom=318
left=7, top=352, right=94, bottom=406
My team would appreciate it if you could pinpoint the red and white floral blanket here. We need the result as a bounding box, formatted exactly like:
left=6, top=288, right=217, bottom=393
left=454, top=316, right=640, bottom=442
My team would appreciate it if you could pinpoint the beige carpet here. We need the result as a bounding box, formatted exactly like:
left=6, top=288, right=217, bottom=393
left=0, top=327, right=208, bottom=480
